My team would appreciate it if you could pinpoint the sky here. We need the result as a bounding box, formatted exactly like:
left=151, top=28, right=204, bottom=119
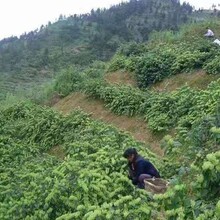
left=0, top=0, right=219, bottom=40
left=182, top=0, right=220, bottom=9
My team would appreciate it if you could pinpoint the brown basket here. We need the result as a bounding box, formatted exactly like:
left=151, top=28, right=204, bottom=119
left=144, top=178, right=169, bottom=194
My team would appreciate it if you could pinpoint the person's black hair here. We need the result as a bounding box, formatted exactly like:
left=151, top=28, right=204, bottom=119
left=123, top=148, right=137, bottom=158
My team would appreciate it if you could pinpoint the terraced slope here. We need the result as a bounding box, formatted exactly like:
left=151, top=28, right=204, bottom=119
left=53, top=69, right=219, bottom=158
left=53, top=92, right=164, bottom=156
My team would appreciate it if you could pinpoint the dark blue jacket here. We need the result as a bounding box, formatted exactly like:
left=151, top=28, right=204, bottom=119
left=128, top=155, right=160, bottom=185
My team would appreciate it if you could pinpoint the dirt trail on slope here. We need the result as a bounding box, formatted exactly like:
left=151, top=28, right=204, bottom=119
left=53, top=92, right=164, bottom=157
left=52, top=70, right=218, bottom=158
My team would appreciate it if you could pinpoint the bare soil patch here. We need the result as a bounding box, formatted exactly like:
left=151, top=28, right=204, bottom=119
left=53, top=92, right=164, bottom=157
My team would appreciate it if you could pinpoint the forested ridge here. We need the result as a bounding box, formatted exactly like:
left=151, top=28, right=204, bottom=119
left=0, top=0, right=193, bottom=99
left=0, top=0, right=220, bottom=219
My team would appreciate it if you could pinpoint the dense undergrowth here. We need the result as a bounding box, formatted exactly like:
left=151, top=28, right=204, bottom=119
left=0, top=101, right=219, bottom=219
left=1, top=20, right=220, bottom=219
left=0, top=102, right=160, bottom=219
left=83, top=79, right=220, bottom=133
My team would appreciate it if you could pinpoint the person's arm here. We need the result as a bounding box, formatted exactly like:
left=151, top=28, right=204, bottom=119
left=135, top=160, right=147, bottom=178
left=136, top=160, right=160, bottom=178
left=126, top=163, right=139, bottom=185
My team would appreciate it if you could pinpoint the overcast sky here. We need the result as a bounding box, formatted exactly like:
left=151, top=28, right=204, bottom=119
left=0, top=0, right=219, bottom=40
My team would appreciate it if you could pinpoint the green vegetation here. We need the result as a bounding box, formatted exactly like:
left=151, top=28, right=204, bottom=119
left=0, top=0, right=193, bottom=100
left=108, top=20, right=220, bottom=88
left=0, top=0, right=220, bottom=219
left=0, top=89, right=219, bottom=219
left=0, top=103, right=158, bottom=219
left=83, top=79, right=220, bottom=132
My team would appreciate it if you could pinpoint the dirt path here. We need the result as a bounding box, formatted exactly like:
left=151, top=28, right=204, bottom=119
left=53, top=92, right=164, bottom=157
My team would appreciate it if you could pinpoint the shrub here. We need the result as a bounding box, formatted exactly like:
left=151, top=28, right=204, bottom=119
left=203, top=55, right=220, bottom=74
left=83, top=61, right=106, bottom=79
left=117, top=42, right=147, bottom=57
left=54, top=66, right=84, bottom=97
left=107, top=55, right=127, bottom=72
left=171, top=50, right=208, bottom=74
left=135, top=48, right=175, bottom=88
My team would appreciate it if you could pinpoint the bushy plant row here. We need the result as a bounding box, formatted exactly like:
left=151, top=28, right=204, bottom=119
left=84, top=80, right=148, bottom=116
left=108, top=38, right=220, bottom=88
left=84, top=79, right=220, bottom=132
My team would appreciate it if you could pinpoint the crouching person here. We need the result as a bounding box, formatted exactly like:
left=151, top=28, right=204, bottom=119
left=123, top=148, right=160, bottom=189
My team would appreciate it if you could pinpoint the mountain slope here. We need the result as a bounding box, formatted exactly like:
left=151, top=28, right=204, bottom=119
left=53, top=68, right=220, bottom=158
left=0, top=0, right=193, bottom=100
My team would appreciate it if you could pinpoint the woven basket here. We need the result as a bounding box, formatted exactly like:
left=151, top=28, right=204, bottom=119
left=144, top=178, right=169, bottom=194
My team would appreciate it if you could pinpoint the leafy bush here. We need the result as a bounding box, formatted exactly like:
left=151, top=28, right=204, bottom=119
left=196, top=151, right=220, bottom=199
left=135, top=47, right=176, bottom=88
left=124, top=56, right=139, bottom=72
left=0, top=103, right=158, bottom=219
left=82, top=61, right=106, bottom=79
left=54, top=66, right=84, bottom=97
left=107, top=54, right=128, bottom=72
left=171, top=50, right=208, bottom=74
left=85, top=80, right=147, bottom=116
left=204, top=55, right=220, bottom=74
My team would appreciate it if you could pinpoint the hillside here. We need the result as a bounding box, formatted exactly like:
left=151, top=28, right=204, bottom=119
left=53, top=68, right=220, bottom=158
left=53, top=66, right=218, bottom=156
left=103, top=69, right=220, bottom=92
left=1, top=4, right=220, bottom=219
left=51, top=64, right=220, bottom=219
left=0, top=0, right=194, bottom=100
left=150, top=70, right=220, bottom=92
left=1, top=67, right=220, bottom=219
